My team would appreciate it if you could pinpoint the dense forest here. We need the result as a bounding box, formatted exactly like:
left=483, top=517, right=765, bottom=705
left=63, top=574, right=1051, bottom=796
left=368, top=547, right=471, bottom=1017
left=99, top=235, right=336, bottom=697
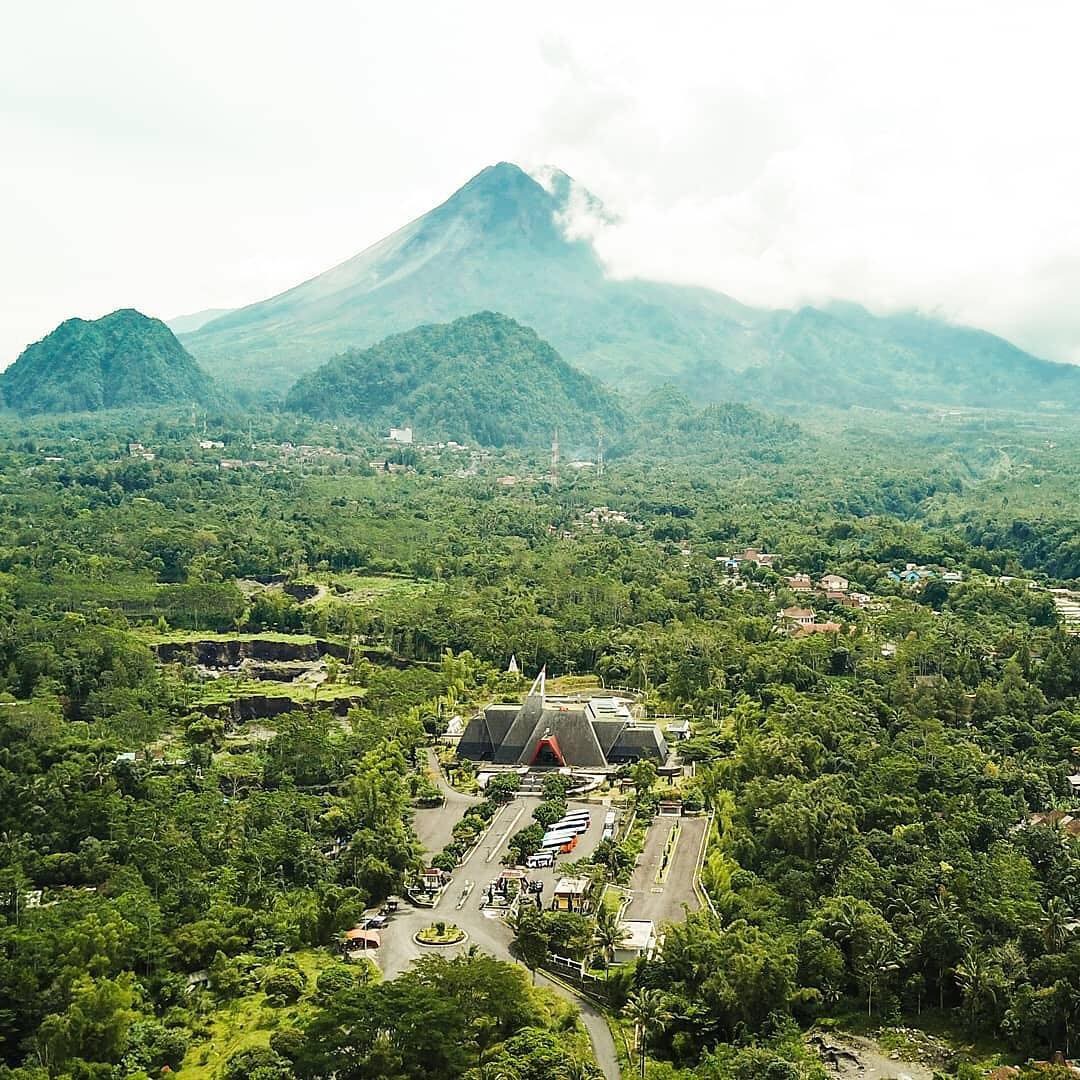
left=1, top=402, right=1080, bottom=1079
left=1, top=311, right=216, bottom=415
left=284, top=311, right=626, bottom=448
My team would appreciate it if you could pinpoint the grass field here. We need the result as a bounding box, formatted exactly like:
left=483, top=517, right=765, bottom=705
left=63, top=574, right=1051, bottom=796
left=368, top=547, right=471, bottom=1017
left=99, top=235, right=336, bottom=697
left=193, top=677, right=367, bottom=707
left=175, top=950, right=336, bottom=1080
left=301, top=572, right=430, bottom=605
left=137, top=629, right=327, bottom=646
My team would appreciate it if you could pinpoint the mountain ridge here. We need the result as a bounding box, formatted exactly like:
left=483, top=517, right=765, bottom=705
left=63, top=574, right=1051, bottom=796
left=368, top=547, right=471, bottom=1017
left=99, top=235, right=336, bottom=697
left=177, top=161, right=1080, bottom=411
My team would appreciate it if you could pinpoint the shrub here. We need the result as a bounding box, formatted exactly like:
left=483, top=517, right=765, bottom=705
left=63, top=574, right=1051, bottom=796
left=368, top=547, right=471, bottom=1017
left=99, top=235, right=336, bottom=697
left=314, top=963, right=356, bottom=997
left=262, top=968, right=305, bottom=1004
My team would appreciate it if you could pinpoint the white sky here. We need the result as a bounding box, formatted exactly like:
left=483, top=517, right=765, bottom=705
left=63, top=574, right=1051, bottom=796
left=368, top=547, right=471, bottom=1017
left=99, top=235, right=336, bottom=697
left=3, top=0, right=1080, bottom=365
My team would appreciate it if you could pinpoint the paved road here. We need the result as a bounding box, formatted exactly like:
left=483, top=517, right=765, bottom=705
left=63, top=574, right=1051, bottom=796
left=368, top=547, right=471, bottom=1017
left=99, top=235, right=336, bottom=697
left=536, top=971, right=621, bottom=1080
left=411, top=748, right=482, bottom=855
left=623, top=815, right=707, bottom=923
left=377, top=787, right=621, bottom=1078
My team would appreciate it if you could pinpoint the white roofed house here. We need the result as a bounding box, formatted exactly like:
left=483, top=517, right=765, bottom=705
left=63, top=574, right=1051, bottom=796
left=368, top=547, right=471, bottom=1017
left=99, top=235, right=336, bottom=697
left=819, top=574, right=849, bottom=592
left=612, top=920, right=657, bottom=964
left=778, top=606, right=816, bottom=628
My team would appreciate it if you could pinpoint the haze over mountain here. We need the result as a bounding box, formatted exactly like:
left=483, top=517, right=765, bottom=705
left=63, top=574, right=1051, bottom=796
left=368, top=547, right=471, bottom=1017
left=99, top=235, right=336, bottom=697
left=1, top=309, right=216, bottom=415
left=286, top=311, right=625, bottom=448
left=184, top=162, right=1080, bottom=412
left=166, top=308, right=234, bottom=335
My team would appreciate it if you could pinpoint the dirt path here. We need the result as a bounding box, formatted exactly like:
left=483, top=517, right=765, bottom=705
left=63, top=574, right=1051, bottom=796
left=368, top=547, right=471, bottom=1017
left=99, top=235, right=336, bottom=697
left=812, top=1034, right=936, bottom=1080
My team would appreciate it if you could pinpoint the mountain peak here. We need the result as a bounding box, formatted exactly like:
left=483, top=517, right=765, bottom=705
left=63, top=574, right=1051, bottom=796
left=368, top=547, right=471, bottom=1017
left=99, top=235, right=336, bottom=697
left=2, top=309, right=215, bottom=414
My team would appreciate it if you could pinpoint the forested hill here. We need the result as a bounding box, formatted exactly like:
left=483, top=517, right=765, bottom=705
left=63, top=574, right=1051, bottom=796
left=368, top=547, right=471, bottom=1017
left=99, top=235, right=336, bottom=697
left=1, top=309, right=216, bottom=415
left=284, top=311, right=626, bottom=448
left=182, top=160, right=1080, bottom=413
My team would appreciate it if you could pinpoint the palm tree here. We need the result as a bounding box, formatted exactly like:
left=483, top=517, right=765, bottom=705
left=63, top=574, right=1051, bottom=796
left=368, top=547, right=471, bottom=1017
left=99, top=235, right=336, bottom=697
left=954, top=949, right=998, bottom=1033
left=854, top=939, right=902, bottom=1017
left=593, top=905, right=629, bottom=972
left=623, top=988, right=672, bottom=1080
left=1044, top=896, right=1073, bottom=952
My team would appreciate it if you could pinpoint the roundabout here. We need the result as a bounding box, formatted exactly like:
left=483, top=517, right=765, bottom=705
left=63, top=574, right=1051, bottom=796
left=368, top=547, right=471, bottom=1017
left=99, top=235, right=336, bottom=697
left=413, top=921, right=467, bottom=947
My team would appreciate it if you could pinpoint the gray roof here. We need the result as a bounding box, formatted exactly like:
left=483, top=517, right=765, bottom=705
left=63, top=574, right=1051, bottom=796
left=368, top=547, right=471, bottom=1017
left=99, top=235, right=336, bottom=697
left=459, top=691, right=666, bottom=768
left=608, top=725, right=668, bottom=763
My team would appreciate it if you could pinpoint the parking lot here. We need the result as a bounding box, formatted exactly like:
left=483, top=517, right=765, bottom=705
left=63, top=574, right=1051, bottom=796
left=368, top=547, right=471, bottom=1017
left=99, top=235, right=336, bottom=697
left=623, top=814, right=707, bottom=924
left=378, top=796, right=612, bottom=977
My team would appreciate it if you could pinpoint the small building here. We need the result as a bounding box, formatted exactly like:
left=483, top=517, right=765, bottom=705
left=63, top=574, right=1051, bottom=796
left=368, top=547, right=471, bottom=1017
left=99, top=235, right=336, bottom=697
left=613, top=920, right=657, bottom=964
left=388, top=427, right=413, bottom=445
left=1068, top=775, right=1080, bottom=797
left=552, top=876, right=590, bottom=913
left=666, top=719, right=692, bottom=741
left=343, top=927, right=381, bottom=956
left=779, top=606, right=816, bottom=627
left=741, top=548, right=777, bottom=567
left=421, top=867, right=450, bottom=891
left=1028, top=810, right=1080, bottom=837
left=819, top=574, right=849, bottom=592
left=794, top=621, right=842, bottom=637
left=787, top=574, right=813, bottom=591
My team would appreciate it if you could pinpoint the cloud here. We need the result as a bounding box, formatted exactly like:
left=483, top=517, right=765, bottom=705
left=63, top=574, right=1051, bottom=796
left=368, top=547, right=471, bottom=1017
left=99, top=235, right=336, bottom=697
left=2, top=0, right=1079, bottom=364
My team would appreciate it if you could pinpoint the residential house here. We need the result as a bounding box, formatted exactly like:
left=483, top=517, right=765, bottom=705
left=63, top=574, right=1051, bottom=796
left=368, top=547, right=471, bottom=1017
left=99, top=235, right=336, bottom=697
left=787, top=573, right=813, bottom=591
left=819, top=574, right=849, bottom=592
left=778, top=606, right=816, bottom=627
left=1028, top=810, right=1080, bottom=838
left=741, top=548, right=777, bottom=567
left=388, top=427, right=413, bottom=445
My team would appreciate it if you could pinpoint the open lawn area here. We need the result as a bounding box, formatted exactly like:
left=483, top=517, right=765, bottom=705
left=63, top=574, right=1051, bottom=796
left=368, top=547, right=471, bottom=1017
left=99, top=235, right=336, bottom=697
left=301, top=571, right=430, bottom=605
left=136, top=629, right=327, bottom=646
left=175, top=950, right=339, bottom=1080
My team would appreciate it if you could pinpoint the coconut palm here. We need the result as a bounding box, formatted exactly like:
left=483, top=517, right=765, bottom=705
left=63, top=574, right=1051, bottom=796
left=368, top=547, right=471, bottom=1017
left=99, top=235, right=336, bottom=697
left=1043, top=896, right=1073, bottom=952
left=954, top=948, right=999, bottom=1032
left=593, top=905, right=629, bottom=972
left=622, top=987, right=672, bottom=1080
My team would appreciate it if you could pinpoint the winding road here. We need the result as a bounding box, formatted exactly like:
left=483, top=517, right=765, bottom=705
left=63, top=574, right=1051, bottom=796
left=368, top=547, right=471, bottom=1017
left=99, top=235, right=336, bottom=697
left=399, top=763, right=621, bottom=1079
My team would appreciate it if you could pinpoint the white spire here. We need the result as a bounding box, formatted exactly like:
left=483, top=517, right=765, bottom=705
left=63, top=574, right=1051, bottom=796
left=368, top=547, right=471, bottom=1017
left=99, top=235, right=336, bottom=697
left=527, top=666, right=546, bottom=703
